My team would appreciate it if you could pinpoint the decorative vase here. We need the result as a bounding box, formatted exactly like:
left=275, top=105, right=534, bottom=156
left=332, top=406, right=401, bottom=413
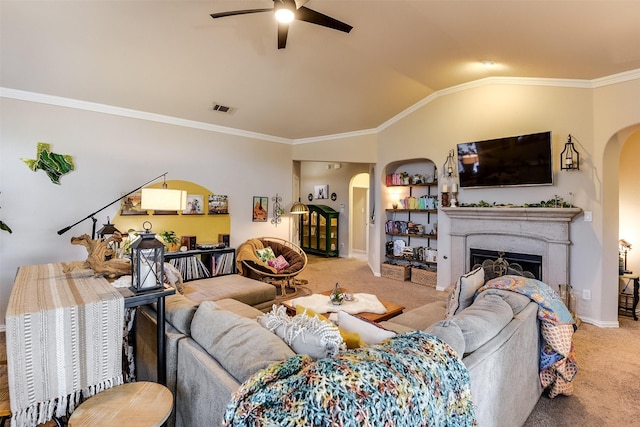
left=329, top=283, right=344, bottom=305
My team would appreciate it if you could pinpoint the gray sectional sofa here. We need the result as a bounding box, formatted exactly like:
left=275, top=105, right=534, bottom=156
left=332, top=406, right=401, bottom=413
left=136, top=270, right=544, bottom=427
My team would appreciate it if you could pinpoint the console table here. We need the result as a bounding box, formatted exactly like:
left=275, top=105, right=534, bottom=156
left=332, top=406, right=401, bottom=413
left=619, top=274, right=639, bottom=321
left=6, top=263, right=174, bottom=426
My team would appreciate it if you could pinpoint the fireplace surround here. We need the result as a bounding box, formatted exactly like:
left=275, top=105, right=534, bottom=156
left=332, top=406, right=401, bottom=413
left=441, top=207, right=582, bottom=288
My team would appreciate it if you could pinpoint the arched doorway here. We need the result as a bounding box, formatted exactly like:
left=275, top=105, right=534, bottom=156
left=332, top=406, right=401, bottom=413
left=603, top=125, right=640, bottom=324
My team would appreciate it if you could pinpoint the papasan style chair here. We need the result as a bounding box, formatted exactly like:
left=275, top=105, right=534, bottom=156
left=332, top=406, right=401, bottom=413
left=236, top=237, right=308, bottom=296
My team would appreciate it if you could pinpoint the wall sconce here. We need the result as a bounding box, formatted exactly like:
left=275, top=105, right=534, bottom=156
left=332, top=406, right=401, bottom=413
left=442, top=149, right=457, bottom=178
left=271, top=194, right=284, bottom=226
left=560, top=134, right=580, bottom=171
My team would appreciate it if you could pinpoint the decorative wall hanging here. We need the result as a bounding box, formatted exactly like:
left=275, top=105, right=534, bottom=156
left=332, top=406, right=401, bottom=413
left=253, top=196, right=268, bottom=222
left=315, top=185, right=329, bottom=199
left=271, top=193, right=284, bottom=227
left=208, top=194, right=229, bottom=214
left=121, top=191, right=148, bottom=215
left=183, top=194, right=204, bottom=215
left=331, top=192, right=337, bottom=201
left=21, top=142, right=75, bottom=184
left=308, top=193, right=313, bottom=201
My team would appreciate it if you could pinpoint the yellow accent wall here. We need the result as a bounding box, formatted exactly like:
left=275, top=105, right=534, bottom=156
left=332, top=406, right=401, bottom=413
left=112, top=180, right=230, bottom=245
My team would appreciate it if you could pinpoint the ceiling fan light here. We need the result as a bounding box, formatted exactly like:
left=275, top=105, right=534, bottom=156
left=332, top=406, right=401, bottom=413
left=275, top=8, right=294, bottom=23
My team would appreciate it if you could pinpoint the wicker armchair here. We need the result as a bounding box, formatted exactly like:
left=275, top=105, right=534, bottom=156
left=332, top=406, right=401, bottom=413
left=236, top=237, right=308, bottom=296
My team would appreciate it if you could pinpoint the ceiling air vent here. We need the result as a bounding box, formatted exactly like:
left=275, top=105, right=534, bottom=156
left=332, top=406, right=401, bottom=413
left=211, top=102, right=236, bottom=114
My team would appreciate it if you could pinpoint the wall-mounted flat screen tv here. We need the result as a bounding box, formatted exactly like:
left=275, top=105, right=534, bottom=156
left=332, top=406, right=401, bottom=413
left=457, top=131, right=553, bottom=188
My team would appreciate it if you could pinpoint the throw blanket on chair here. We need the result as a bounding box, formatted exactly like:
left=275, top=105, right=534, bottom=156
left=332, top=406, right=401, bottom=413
left=477, top=275, right=578, bottom=398
left=224, top=331, right=477, bottom=426
left=236, top=238, right=277, bottom=275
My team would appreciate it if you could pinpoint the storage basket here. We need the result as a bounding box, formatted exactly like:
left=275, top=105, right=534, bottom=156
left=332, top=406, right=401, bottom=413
left=381, top=262, right=410, bottom=281
left=410, top=267, right=437, bottom=287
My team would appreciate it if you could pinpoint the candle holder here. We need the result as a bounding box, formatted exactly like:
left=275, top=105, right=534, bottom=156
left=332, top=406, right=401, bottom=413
left=441, top=192, right=450, bottom=207
left=451, top=191, right=458, bottom=207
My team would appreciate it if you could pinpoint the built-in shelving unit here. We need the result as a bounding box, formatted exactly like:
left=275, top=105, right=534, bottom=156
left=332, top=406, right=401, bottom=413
left=165, top=247, right=236, bottom=281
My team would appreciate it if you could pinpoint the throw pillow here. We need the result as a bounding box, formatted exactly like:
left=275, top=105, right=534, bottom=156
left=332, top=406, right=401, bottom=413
left=337, top=311, right=396, bottom=345
left=267, top=255, right=290, bottom=272
left=256, top=246, right=276, bottom=262
left=296, top=305, right=364, bottom=349
left=449, top=294, right=513, bottom=353
left=163, top=262, right=184, bottom=294
left=190, top=301, right=295, bottom=383
left=446, top=266, right=485, bottom=317
left=258, top=305, right=345, bottom=359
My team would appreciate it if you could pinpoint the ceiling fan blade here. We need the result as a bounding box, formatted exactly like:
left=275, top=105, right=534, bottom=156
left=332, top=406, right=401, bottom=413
left=296, top=6, right=352, bottom=33
left=277, top=22, right=289, bottom=49
left=210, top=8, right=272, bottom=19
left=293, top=0, right=310, bottom=9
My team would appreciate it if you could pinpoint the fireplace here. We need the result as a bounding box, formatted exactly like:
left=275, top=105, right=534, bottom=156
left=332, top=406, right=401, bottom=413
left=470, top=248, right=543, bottom=280
left=442, top=207, right=582, bottom=288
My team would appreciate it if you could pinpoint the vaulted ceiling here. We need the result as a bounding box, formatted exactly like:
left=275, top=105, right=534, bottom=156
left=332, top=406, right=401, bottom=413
left=2, top=1, right=640, bottom=141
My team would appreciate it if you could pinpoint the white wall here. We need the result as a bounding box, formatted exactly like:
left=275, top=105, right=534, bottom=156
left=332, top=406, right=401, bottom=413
left=0, top=97, right=294, bottom=324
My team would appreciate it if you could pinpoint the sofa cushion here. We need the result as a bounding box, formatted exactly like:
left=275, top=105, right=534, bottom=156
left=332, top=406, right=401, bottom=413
left=164, top=293, right=199, bottom=335
left=214, top=298, right=265, bottom=319
left=190, top=301, right=295, bottom=383
left=386, top=300, right=446, bottom=331
left=337, top=311, right=396, bottom=345
left=450, top=294, right=513, bottom=353
left=182, top=274, right=276, bottom=306
left=258, top=305, right=344, bottom=358
left=477, top=288, right=532, bottom=315
left=446, top=266, right=485, bottom=317
left=424, top=319, right=466, bottom=358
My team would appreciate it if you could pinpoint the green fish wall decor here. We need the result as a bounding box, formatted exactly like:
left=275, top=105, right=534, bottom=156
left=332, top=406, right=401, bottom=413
left=22, top=142, right=75, bottom=184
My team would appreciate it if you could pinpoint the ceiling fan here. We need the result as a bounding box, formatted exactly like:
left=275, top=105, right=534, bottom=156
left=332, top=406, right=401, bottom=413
left=210, top=0, right=353, bottom=49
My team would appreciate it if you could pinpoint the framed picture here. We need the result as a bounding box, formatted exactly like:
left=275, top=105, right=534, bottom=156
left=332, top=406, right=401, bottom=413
left=208, top=194, right=229, bottom=214
left=315, top=185, right=329, bottom=200
left=121, top=191, right=147, bottom=215
left=183, top=194, right=204, bottom=215
left=252, top=196, right=268, bottom=222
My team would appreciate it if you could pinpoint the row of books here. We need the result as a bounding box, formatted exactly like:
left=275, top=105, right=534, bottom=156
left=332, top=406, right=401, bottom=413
left=385, top=220, right=425, bottom=235
left=211, top=252, right=235, bottom=276
left=169, top=256, right=211, bottom=281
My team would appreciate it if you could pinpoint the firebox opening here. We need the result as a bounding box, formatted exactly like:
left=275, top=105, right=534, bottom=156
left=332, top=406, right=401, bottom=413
left=470, top=249, right=543, bottom=281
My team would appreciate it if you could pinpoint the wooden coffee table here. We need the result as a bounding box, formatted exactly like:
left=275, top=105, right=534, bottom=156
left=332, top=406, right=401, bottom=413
left=282, top=290, right=404, bottom=323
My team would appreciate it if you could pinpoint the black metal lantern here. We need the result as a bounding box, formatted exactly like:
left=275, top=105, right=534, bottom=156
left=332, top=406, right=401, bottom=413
left=560, top=134, right=580, bottom=171
left=130, top=221, right=165, bottom=293
left=97, top=216, right=121, bottom=260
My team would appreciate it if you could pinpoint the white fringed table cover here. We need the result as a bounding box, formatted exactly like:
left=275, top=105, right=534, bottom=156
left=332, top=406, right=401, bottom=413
left=6, top=263, right=124, bottom=427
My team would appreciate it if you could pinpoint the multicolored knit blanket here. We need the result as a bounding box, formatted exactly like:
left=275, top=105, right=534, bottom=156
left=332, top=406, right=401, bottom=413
left=477, top=275, right=578, bottom=398
left=224, top=331, right=477, bottom=426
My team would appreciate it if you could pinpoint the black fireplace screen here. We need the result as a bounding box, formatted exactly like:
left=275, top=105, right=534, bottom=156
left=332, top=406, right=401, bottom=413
left=470, top=249, right=542, bottom=281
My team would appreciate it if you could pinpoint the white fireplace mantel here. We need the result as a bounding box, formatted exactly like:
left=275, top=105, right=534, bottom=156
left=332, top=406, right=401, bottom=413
left=442, top=207, right=582, bottom=287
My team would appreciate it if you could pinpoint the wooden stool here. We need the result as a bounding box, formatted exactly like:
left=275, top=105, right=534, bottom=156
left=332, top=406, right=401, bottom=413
left=1, top=361, right=11, bottom=427
left=68, top=382, right=172, bottom=427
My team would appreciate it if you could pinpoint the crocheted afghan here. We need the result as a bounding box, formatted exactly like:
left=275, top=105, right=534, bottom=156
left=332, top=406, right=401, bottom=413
left=224, top=331, right=476, bottom=426
left=477, top=275, right=578, bottom=398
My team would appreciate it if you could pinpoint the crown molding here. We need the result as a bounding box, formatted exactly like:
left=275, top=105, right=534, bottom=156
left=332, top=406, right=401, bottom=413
left=3, top=68, right=640, bottom=144
left=0, top=87, right=292, bottom=145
